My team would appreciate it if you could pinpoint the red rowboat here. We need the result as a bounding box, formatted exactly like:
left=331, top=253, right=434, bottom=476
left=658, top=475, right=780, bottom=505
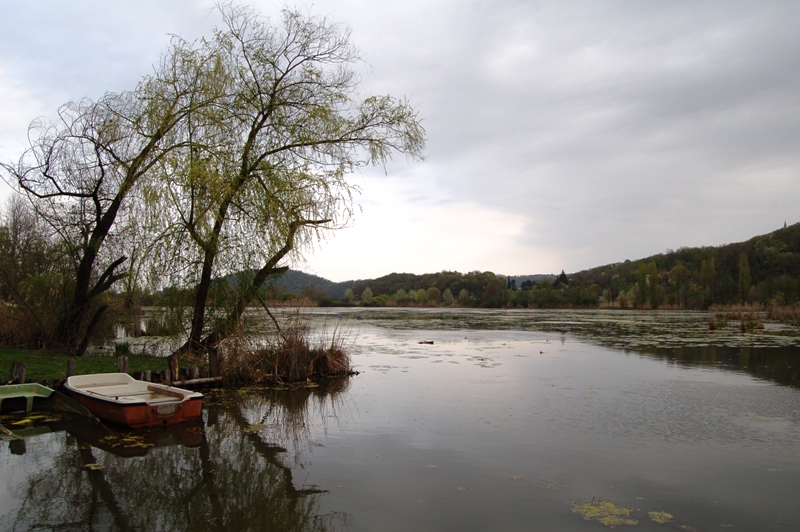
left=64, top=373, right=203, bottom=428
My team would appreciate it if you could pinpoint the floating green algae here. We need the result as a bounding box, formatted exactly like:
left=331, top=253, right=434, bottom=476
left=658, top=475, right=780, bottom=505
left=537, top=479, right=561, bottom=490
left=100, top=434, right=154, bottom=449
left=572, top=500, right=638, bottom=527
left=648, top=511, right=674, bottom=524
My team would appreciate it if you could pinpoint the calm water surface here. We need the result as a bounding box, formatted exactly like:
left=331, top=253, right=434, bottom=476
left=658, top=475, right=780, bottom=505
left=2, top=309, right=800, bottom=531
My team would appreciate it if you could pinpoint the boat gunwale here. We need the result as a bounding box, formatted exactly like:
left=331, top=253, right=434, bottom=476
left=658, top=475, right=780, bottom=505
left=64, top=373, right=203, bottom=407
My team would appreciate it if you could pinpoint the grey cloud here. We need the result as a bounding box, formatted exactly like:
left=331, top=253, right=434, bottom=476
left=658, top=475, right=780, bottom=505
left=2, top=0, right=799, bottom=276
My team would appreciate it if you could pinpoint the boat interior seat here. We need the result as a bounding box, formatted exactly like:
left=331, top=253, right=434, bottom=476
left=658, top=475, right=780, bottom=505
left=72, top=381, right=131, bottom=390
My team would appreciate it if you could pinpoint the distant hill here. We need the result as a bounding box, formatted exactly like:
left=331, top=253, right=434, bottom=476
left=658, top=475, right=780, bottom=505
left=266, top=269, right=358, bottom=300
left=508, top=274, right=558, bottom=285
left=271, top=269, right=556, bottom=301
left=569, top=222, right=800, bottom=306
left=268, top=222, right=800, bottom=308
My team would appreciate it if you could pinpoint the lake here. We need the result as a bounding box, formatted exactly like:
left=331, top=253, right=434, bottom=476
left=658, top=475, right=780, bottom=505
left=2, top=308, right=800, bottom=530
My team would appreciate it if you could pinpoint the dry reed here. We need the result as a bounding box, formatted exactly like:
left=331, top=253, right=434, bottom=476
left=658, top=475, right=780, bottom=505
left=766, top=304, right=800, bottom=326
left=220, top=312, right=354, bottom=385
left=708, top=303, right=766, bottom=331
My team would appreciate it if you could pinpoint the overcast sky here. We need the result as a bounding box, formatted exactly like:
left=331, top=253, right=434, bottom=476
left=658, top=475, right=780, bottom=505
left=2, top=1, right=799, bottom=282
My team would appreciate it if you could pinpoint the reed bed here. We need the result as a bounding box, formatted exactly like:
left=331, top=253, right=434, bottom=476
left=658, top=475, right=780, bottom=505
left=221, top=313, right=354, bottom=385
left=766, top=304, right=800, bottom=326
left=708, top=303, right=766, bottom=331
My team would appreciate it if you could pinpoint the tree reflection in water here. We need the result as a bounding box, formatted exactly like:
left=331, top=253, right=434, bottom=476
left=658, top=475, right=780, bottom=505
left=1, top=378, right=352, bottom=531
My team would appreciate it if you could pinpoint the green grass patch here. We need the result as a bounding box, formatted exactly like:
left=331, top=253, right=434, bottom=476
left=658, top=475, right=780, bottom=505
left=0, top=348, right=172, bottom=383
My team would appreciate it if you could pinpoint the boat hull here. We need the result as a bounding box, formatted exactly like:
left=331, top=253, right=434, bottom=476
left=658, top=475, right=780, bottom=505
left=64, top=373, right=203, bottom=429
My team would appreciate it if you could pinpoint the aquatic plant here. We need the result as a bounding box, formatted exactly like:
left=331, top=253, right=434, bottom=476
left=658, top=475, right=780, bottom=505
left=572, top=499, right=638, bottom=527
left=114, top=341, right=131, bottom=356
left=648, top=511, right=674, bottom=524
left=221, top=310, right=354, bottom=385
left=766, top=303, right=800, bottom=326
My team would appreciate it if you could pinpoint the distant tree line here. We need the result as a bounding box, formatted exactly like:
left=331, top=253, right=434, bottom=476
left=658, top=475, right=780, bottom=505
left=159, top=222, right=800, bottom=312
left=270, top=223, right=800, bottom=310
left=569, top=223, right=800, bottom=309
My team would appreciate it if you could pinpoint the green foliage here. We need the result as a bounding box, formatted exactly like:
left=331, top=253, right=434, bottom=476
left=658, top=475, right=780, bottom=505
left=0, top=198, right=71, bottom=348
left=610, top=274, right=621, bottom=302
left=361, top=287, right=374, bottom=303
left=414, top=288, right=428, bottom=304
left=114, top=341, right=131, bottom=356
left=570, top=222, right=800, bottom=309
left=636, top=263, right=648, bottom=307
left=261, top=269, right=356, bottom=299
left=700, top=256, right=717, bottom=305
left=150, top=5, right=425, bottom=349
left=648, top=261, right=662, bottom=308
left=0, top=348, right=171, bottom=383
left=360, top=293, right=389, bottom=307
left=478, top=275, right=506, bottom=307
left=391, top=288, right=412, bottom=304
left=426, top=287, right=441, bottom=304
left=670, top=261, right=688, bottom=308
left=739, top=252, right=751, bottom=302
left=458, top=288, right=471, bottom=305
left=147, top=287, right=193, bottom=336
left=442, top=288, right=454, bottom=306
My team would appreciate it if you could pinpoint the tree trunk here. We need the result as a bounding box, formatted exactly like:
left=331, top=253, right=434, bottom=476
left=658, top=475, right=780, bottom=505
left=53, top=196, right=130, bottom=356
left=187, top=249, right=217, bottom=350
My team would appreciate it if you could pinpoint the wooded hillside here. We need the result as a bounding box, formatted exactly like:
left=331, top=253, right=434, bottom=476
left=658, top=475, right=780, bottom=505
left=570, top=222, right=800, bottom=308
left=273, top=222, right=800, bottom=309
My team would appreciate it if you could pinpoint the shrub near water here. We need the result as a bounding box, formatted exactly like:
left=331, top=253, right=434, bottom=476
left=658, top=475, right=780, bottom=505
left=221, top=319, right=353, bottom=385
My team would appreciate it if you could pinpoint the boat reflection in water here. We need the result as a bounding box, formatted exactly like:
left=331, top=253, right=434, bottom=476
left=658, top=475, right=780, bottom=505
left=1, top=378, right=352, bottom=531
left=66, top=419, right=204, bottom=458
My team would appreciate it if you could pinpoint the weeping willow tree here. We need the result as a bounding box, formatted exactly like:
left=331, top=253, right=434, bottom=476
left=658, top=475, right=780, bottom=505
left=1, top=37, right=223, bottom=355
left=1, top=1, right=424, bottom=356
left=148, top=4, right=425, bottom=354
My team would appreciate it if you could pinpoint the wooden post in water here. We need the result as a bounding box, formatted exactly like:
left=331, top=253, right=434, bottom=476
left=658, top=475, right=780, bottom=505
left=142, top=370, right=151, bottom=382
left=168, top=354, right=178, bottom=383
left=188, top=366, right=199, bottom=380
left=10, top=363, right=26, bottom=384
left=117, top=356, right=128, bottom=373
left=66, top=360, right=76, bottom=378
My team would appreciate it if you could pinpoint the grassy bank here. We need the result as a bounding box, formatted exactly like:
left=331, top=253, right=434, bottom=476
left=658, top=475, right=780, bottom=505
left=0, top=348, right=172, bottom=384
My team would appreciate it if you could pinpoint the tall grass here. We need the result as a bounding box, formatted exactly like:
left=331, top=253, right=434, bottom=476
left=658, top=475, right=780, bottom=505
left=766, top=304, right=800, bottom=326
left=708, top=303, right=765, bottom=331
left=0, top=348, right=171, bottom=383
left=221, top=311, right=354, bottom=385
